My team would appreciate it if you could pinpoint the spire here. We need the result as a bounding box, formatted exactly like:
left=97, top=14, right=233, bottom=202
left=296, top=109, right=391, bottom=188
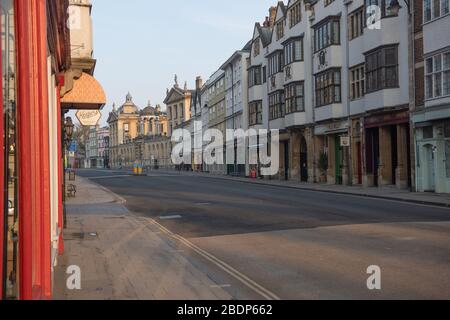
left=184, top=81, right=187, bottom=91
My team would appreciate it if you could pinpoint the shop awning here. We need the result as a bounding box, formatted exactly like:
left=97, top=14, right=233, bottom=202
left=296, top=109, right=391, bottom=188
left=61, top=72, right=106, bottom=110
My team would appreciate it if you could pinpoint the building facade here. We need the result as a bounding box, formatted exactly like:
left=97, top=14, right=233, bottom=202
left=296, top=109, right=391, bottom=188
left=1, top=0, right=105, bottom=300
left=412, top=0, right=450, bottom=193
left=221, top=43, right=251, bottom=176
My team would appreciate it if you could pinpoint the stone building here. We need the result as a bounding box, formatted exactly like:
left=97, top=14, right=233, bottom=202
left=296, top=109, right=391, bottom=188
left=412, top=0, right=450, bottom=193
left=108, top=93, right=168, bottom=168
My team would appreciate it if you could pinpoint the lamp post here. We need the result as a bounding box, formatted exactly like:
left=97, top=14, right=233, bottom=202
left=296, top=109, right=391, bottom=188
left=62, top=116, right=74, bottom=228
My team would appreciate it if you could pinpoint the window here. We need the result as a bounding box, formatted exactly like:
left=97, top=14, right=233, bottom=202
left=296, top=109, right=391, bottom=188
left=315, top=68, right=341, bottom=107
left=254, top=38, right=260, bottom=57
left=124, top=123, right=129, bottom=132
left=348, top=7, right=364, bottom=40
left=365, top=0, right=397, bottom=18
left=249, top=101, right=263, bottom=126
left=365, top=45, right=399, bottom=93
left=268, top=51, right=283, bottom=76
left=276, top=19, right=285, bottom=40
left=285, top=82, right=304, bottom=114
left=325, top=0, right=335, bottom=6
left=423, top=126, right=434, bottom=139
left=314, top=17, right=340, bottom=52
left=350, top=64, right=365, bottom=100
left=425, top=51, right=450, bottom=100
left=284, top=38, right=304, bottom=65
left=289, top=1, right=302, bottom=28
left=425, top=0, right=450, bottom=21
left=269, top=91, right=285, bottom=120
left=263, top=66, right=267, bottom=83
left=248, top=66, right=262, bottom=87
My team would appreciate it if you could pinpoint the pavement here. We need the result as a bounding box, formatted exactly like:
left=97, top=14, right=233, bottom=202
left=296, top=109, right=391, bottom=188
left=53, top=175, right=234, bottom=300
left=73, top=169, right=450, bottom=299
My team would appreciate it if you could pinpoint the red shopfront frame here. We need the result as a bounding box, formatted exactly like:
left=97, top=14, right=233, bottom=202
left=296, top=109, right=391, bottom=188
left=15, top=0, right=52, bottom=300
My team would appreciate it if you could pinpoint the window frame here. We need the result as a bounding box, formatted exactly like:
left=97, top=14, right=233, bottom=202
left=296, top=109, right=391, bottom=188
left=313, top=16, right=341, bottom=53
left=285, top=82, right=305, bottom=114
left=315, top=68, right=342, bottom=107
left=283, top=37, right=304, bottom=66
left=350, top=64, right=366, bottom=100
left=425, top=50, right=450, bottom=100
left=289, top=1, right=302, bottom=28
left=269, top=90, right=285, bottom=120
left=365, top=44, right=399, bottom=94
left=249, top=100, right=263, bottom=126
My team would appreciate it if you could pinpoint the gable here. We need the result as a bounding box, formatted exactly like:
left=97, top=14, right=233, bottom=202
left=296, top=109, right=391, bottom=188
left=164, top=87, right=185, bottom=105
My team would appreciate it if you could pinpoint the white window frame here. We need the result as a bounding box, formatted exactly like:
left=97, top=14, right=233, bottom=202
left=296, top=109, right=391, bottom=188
left=425, top=50, right=450, bottom=100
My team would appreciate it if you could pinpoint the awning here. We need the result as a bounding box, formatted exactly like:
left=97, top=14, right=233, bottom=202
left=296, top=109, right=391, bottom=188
left=61, top=72, right=106, bottom=110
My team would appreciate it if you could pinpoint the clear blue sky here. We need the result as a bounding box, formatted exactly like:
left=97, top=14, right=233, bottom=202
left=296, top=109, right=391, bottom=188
left=90, top=0, right=277, bottom=126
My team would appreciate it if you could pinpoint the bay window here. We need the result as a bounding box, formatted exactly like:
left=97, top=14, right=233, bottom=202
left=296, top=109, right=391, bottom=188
left=285, top=82, right=305, bottom=114
left=314, top=17, right=340, bottom=52
left=269, top=91, right=285, bottom=120
left=315, top=68, right=341, bottom=107
left=284, top=37, right=304, bottom=65
left=365, top=45, right=399, bottom=93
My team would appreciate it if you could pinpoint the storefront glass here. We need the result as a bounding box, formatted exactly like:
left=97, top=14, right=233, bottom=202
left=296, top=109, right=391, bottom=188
left=1, top=0, right=18, bottom=299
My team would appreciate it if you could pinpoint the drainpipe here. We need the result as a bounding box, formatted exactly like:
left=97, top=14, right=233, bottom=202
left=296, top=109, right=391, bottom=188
left=344, top=2, right=353, bottom=186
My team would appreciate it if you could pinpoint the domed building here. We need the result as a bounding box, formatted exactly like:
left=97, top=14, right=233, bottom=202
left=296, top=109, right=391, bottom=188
left=107, top=93, right=169, bottom=168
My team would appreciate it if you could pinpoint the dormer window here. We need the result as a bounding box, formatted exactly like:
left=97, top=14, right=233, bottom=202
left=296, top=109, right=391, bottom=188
left=289, top=1, right=302, bottom=28
left=276, top=19, right=285, bottom=40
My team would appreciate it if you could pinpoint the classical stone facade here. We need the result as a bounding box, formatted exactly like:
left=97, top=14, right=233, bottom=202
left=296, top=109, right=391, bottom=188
left=108, top=93, right=168, bottom=168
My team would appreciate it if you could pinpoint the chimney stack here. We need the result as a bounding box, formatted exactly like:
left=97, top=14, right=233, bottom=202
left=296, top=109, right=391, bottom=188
left=195, top=76, right=203, bottom=90
left=269, top=6, right=277, bottom=27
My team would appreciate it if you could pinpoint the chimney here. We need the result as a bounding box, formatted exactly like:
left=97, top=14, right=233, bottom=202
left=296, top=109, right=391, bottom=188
left=263, top=16, right=269, bottom=27
left=195, top=76, right=203, bottom=90
left=269, top=6, right=277, bottom=27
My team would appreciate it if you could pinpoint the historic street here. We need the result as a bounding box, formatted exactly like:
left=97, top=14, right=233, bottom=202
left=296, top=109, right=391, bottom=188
left=75, top=169, right=450, bottom=300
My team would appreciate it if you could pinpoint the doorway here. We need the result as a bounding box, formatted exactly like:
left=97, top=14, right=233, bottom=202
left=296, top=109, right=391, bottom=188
left=300, top=137, right=308, bottom=182
left=424, top=144, right=436, bottom=192
left=335, top=135, right=343, bottom=185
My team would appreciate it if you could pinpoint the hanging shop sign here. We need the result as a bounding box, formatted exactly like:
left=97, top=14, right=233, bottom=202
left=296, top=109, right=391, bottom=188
left=76, top=110, right=102, bottom=126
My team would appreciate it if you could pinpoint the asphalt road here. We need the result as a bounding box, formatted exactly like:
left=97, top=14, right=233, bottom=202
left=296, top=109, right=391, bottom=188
left=78, top=169, right=450, bottom=299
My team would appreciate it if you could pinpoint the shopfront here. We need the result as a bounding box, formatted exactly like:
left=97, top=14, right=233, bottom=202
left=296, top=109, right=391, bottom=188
left=363, top=109, right=411, bottom=189
left=414, top=118, right=450, bottom=193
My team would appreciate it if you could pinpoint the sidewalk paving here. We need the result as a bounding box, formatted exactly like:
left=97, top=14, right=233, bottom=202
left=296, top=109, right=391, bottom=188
left=54, top=176, right=232, bottom=300
left=146, top=169, right=450, bottom=208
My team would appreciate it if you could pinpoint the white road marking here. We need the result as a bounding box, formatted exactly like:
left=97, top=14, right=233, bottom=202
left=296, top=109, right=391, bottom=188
left=159, top=215, right=182, bottom=220
left=146, top=218, right=281, bottom=301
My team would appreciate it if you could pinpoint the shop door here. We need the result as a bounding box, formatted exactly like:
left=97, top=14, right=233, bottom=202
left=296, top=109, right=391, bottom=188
left=284, top=141, right=289, bottom=181
left=425, top=145, right=436, bottom=192
left=300, top=137, right=308, bottom=182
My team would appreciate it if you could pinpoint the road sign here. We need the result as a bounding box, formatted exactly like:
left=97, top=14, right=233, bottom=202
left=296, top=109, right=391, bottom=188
left=69, top=141, right=77, bottom=152
left=76, top=110, right=101, bottom=126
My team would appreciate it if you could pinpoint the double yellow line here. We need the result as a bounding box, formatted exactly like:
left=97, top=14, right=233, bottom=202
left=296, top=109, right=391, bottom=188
left=148, top=218, right=281, bottom=301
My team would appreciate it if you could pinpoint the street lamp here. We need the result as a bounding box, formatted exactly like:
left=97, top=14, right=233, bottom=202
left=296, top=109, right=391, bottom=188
left=64, top=116, right=74, bottom=148
left=388, top=0, right=411, bottom=15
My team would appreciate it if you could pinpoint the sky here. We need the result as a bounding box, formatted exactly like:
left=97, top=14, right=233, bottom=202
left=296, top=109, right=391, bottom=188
left=88, top=0, right=277, bottom=126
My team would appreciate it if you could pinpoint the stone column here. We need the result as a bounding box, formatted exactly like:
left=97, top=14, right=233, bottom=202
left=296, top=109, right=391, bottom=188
left=314, top=135, right=325, bottom=183
left=306, top=128, right=315, bottom=183
left=327, top=135, right=336, bottom=185
left=378, top=126, right=393, bottom=186
left=290, top=130, right=301, bottom=181
left=396, top=124, right=409, bottom=189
